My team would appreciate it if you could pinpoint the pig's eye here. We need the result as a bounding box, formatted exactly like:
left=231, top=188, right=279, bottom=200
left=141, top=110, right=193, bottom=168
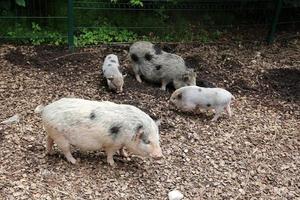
left=143, top=138, right=150, bottom=144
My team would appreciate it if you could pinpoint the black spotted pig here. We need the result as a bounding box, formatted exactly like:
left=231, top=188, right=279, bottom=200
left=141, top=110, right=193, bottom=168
left=35, top=98, right=163, bottom=166
left=170, top=86, right=235, bottom=121
left=129, top=41, right=196, bottom=90
left=102, top=54, right=125, bottom=92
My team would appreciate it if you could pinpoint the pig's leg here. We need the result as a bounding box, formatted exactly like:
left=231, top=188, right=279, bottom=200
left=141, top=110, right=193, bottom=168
left=55, top=137, right=76, bottom=164
left=135, top=74, right=142, bottom=83
left=44, top=126, right=76, bottom=164
left=160, top=80, right=168, bottom=91
left=105, top=147, right=119, bottom=166
left=132, top=64, right=142, bottom=83
left=225, top=103, right=232, bottom=117
left=46, top=136, right=54, bottom=155
left=120, top=147, right=129, bottom=157
left=211, top=106, right=225, bottom=121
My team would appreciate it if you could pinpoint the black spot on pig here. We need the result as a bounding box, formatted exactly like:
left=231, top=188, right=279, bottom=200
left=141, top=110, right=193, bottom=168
left=145, top=53, right=153, bottom=61
left=110, top=124, right=122, bottom=139
left=153, top=44, right=162, bottom=55
left=155, top=65, right=162, bottom=70
left=131, top=54, right=139, bottom=62
left=206, top=103, right=211, bottom=107
left=198, top=88, right=202, bottom=92
left=108, top=64, right=112, bottom=67
left=108, top=56, right=111, bottom=59
left=177, top=93, right=182, bottom=99
left=89, top=112, right=96, bottom=120
left=110, top=60, right=116, bottom=63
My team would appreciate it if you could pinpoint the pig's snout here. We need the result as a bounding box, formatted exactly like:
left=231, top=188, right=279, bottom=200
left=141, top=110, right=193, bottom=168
left=150, top=149, right=163, bottom=160
left=151, top=153, right=163, bottom=160
left=115, top=87, right=123, bottom=93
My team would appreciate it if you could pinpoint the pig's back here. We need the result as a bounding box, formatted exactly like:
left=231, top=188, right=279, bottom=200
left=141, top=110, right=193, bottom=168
left=103, top=63, right=122, bottom=77
left=130, top=41, right=153, bottom=56
left=41, top=98, right=153, bottom=136
left=183, top=87, right=232, bottom=107
left=139, top=53, right=186, bottom=82
left=42, top=98, right=111, bottom=128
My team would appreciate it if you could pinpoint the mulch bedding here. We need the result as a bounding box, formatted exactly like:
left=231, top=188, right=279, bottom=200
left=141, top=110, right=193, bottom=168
left=0, top=38, right=299, bottom=199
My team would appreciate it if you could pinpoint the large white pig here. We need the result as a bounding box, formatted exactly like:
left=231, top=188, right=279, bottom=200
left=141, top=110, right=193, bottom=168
left=35, top=98, right=163, bottom=166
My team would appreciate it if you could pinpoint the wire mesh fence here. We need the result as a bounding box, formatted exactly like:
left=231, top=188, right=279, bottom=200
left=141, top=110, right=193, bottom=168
left=0, top=0, right=299, bottom=49
left=0, top=1, right=67, bottom=41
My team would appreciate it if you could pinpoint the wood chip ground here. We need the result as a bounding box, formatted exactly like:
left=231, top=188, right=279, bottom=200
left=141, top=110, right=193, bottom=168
left=0, top=39, right=299, bottom=199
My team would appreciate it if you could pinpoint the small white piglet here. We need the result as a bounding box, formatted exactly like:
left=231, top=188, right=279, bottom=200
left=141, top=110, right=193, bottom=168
left=35, top=98, right=163, bottom=166
left=102, top=54, right=125, bottom=92
left=170, top=86, right=235, bottom=121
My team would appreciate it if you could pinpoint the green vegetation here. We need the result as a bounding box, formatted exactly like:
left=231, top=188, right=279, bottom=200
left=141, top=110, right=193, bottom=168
left=3, top=21, right=223, bottom=46
left=5, top=22, right=66, bottom=45
left=0, top=0, right=239, bottom=46
left=75, top=27, right=138, bottom=46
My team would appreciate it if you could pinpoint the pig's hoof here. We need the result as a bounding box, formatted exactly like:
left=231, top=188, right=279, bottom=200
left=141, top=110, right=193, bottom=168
left=68, top=158, right=77, bottom=165
left=122, top=152, right=129, bottom=158
left=107, top=158, right=116, bottom=167
left=70, top=160, right=77, bottom=165
left=211, top=118, right=218, bottom=122
left=71, top=160, right=77, bottom=165
left=120, top=149, right=129, bottom=157
left=136, top=76, right=142, bottom=83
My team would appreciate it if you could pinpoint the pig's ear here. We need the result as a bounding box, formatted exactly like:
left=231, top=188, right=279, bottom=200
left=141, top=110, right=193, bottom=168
left=135, top=126, right=151, bottom=144
left=135, top=125, right=146, bottom=142
left=108, top=76, right=114, bottom=81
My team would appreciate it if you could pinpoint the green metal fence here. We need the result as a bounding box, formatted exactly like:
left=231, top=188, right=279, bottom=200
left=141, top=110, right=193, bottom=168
left=0, top=1, right=68, bottom=42
left=0, top=0, right=299, bottom=49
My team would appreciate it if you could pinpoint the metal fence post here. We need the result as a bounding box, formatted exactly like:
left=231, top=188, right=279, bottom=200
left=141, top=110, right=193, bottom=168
left=68, top=0, right=74, bottom=51
left=267, top=0, right=283, bottom=44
